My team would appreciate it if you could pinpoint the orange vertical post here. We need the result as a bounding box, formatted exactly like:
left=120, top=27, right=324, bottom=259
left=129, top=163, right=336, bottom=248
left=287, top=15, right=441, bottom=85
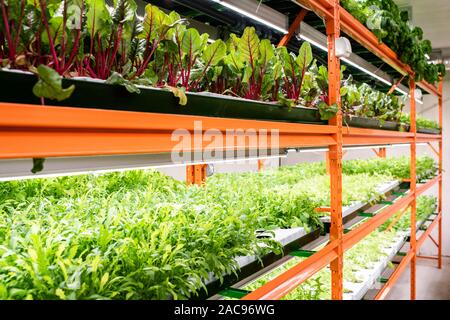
left=438, top=79, right=443, bottom=269
left=325, top=151, right=331, bottom=174
left=186, top=164, right=207, bottom=185
left=326, top=0, right=344, bottom=300
left=409, top=77, right=417, bottom=300
left=258, top=159, right=265, bottom=171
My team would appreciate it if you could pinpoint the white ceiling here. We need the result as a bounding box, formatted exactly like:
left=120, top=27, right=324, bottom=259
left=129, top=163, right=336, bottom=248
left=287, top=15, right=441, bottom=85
left=394, top=0, right=450, bottom=50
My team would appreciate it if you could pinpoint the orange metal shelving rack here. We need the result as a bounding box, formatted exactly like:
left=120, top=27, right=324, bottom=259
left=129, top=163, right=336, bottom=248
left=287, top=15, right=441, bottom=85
left=0, top=0, right=443, bottom=301
left=241, top=0, right=444, bottom=301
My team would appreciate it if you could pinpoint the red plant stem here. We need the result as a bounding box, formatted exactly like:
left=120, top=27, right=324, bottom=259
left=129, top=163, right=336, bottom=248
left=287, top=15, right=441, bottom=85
left=39, top=0, right=60, bottom=72
left=13, top=0, right=26, bottom=54
left=105, top=24, right=123, bottom=77
left=0, top=0, right=15, bottom=60
left=61, top=0, right=67, bottom=71
left=133, top=41, right=159, bottom=79
left=62, top=30, right=81, bottom=74
left=85, top=63, right=98, bottom=78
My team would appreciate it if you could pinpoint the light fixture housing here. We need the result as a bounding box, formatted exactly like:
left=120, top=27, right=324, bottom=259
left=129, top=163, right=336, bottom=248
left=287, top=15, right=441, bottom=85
left=335, top=37, right=352, bottom=59
left=210, top=0, right=288, bottom=34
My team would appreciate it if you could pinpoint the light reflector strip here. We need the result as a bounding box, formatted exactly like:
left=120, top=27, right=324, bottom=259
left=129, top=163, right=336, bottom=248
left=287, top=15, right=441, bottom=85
left=210, top=0, right=288, bottom=34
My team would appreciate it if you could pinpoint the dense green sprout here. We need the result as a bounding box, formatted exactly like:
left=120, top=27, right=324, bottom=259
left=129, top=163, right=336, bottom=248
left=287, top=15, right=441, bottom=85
left=341, top=0, right=446, bottom=84
left=400, top=114, right=441, bottom=131
left=0, top=157, right=438, bottom=300
left=241, top=196, right=437, bottom=300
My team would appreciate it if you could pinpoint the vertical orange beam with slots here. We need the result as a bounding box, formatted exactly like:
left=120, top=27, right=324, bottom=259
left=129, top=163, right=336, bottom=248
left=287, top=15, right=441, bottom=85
left=409, top=78, right=418, bottom=300
left=186, top=164, right=207, bottom=185
left=438, top=79, right=443, bottom=269
left=326, top=0, right=344, bottom=300
left=258, top=159, right=265, bottom=171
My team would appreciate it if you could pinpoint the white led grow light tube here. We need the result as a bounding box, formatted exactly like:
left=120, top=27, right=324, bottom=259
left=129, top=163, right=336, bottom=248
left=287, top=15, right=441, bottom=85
left=394, top=87, right=424, bottom=105
left=294, top=143, right=428, bottom=155
left=344, top=145, right=392, bottom=151
left=298, top=148, right=330, bottom=153
left=341, top=57, right=392, bottom=86
left=210, top=0, right=289, bottom=34
left=0, top=154, right=288, bottom=182
left=299, top=34, right=392, bottom=86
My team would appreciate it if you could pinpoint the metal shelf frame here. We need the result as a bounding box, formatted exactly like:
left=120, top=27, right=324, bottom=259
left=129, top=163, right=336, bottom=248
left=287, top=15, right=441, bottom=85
left=0, top=0, right=443, bottom=301
left=241, top=0, right=444, bottom=301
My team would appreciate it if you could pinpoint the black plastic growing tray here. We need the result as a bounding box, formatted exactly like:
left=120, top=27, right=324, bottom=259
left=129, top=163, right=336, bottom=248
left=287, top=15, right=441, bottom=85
left=417, top=127, right=441, bottom=135
left=193, top=227, right=321, bottom=300
left=0, top=69, right=325, bottom=125
left=344, top=115, right=403, bottom=131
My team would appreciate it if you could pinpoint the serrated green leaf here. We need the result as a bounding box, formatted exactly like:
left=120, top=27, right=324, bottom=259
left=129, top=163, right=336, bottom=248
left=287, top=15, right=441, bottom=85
left=32, top=65, right=75, bottom=101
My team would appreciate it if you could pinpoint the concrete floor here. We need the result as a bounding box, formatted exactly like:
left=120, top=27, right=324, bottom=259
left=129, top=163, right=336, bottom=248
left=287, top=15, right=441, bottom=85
left=386, top=257, right=450, bottom=300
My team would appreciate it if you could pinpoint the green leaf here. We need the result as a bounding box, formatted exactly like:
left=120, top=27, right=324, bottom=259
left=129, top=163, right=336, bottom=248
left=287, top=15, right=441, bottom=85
left=66, top=0, right=83, bottom=30
left=277, top=96, right=296, bottom=109
left=31, top=158, right=45, bottom=174
left=113, top=0, right=137, bottom=25
left=100, top=272, right=109, bottom=291
left=242, top=66, right=253, bottom=84
left=296, top=42, right=313, bottom=70
left=272, top=61, right=283, bottom=80
left=202, top=39, right=227, bottom=67
left=106, top=72, right=141, bottom=94
left=238, top=27, right=260, bottom=65
left=55, top=288, right=67, bottom=300
left=259, top=39, right=275, bottom=67
left=141, top=4, right=167, bottom=42
left=181, top=28, right=202, bottom=57
left=86, top=0, right=112, bottom=36
left=167, top=86, right=188, bottom=106
left=318, top=102, right=339, bottom=120
left=32, top=65, right=75, bottom=101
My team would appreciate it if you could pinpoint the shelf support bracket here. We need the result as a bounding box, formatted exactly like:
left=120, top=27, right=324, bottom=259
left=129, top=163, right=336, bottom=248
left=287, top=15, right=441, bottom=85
left=428, top=234, right=439, bottom=248
left=387, top=76, right=406, bottom=95
left=186, top=164, right=207, bottom=185
left=278, top=9, right=309, bottom=48
left=258, top=159, right=265, bottom=172
left=372, top=147, right=387, bottom=158
left=384, top=204, right=410, bottom=232
left=427, top=142, right=439, bottom=157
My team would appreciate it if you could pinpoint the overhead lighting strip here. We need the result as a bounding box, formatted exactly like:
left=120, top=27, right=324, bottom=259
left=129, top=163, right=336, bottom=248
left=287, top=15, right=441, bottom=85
left=210, top=0, right=289, bottom=34
left=210, top=0, right=424, bottom=103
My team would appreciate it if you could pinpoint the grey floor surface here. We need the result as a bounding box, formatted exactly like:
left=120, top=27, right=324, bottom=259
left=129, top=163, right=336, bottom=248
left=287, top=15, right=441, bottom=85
left=386, top=257, right=450, bottom=300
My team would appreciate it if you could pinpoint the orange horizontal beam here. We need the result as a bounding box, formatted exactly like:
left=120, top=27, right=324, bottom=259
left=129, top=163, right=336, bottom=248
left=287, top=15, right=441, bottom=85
left=417, top=175, right=441, bottom=197
left=242, top=240, right=339, bottom=300
left=417, top=134, right=442, bottom=143
left=0, top=103, right=337, bottom=159
left=374, top=251, right=414, bottom=300
left=343, top=193, right=413, bottom=251
left=315, top=207, right=332, bottom=213
left=294, top=2, right=443, bottom=97
left=417, top=255, right=439, bottom=260
left=343, top=127, right=414, bottom=146
left=376, top=213, right=441, bottom=300
left=417, top=214, right=441, bottom=249
left=293, top=0, right=334, bottom=19
left=417, top=81, right=441, bottom=98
